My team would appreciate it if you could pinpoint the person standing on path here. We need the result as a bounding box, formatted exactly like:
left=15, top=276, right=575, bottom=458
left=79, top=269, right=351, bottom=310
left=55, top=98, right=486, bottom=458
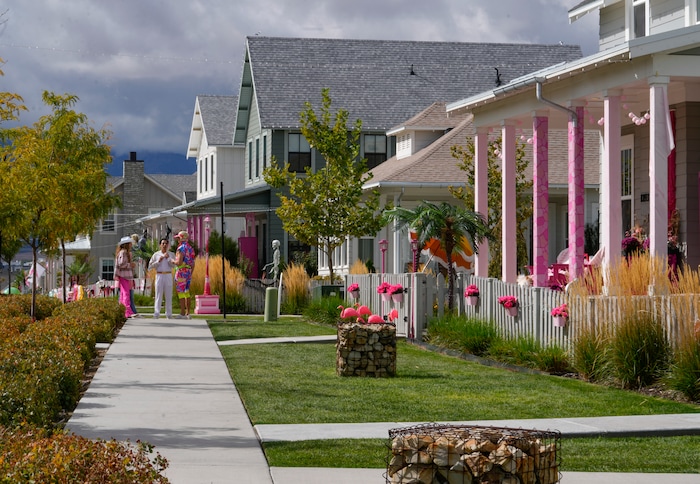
left=173, top=231, right=195, bottom=319
left=114, top=236, right=136, bottom=318
left=148, top=237, right=176, bottom=319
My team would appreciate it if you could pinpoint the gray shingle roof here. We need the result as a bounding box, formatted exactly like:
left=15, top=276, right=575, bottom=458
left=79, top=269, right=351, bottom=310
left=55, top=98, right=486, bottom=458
left=148, top=174, right=196, bottom=196
left=198, top=95, right=237, bottom=145
left=246, top=37, right=582, bottom=130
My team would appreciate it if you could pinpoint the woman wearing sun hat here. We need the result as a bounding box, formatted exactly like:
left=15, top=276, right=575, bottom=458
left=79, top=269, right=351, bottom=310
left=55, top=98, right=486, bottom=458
left=173, top=230, right=195, bottom=318
left=114, top=236, right=136, bottom=318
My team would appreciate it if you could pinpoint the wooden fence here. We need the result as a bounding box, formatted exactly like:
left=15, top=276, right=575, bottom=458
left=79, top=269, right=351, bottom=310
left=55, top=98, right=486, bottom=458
left=344, top=273, right=696, bottom=349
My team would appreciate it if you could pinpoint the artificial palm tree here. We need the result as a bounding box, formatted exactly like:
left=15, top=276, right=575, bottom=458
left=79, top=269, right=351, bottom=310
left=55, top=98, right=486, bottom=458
left=385, top=201, right=490, bottom=311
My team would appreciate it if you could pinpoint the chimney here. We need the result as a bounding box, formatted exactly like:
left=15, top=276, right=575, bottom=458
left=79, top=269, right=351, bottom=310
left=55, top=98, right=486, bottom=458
left=122, top=152, right=145, bottom=236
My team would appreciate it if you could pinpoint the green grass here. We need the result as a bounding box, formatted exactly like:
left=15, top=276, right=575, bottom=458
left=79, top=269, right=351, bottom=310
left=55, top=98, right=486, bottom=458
left=221, top=341, right=697, bottom=425
left=262, top=436, right=700, bottom=473
left=208, top=316, right=335, bottom=341
left=210, top=317, right=699, bottom=472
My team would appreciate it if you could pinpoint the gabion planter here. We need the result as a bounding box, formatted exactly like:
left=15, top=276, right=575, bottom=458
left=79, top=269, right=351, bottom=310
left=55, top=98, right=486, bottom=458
left=336, top=322, right=396, bottom=377
left=386, top=423, right=561, bottom=484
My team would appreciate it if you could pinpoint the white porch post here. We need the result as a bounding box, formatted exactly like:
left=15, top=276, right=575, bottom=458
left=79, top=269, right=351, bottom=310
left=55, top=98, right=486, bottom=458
left=602, top=90, right=622, bottom=277
left=474, top=127, right=489, bottom=278
left=502, top=122, right=517, bottom=283
left=649, top=77, right=672, bottom=257
left=532, top=111, right=549, bottom=287
left=567, top=105, right=585, bottom=281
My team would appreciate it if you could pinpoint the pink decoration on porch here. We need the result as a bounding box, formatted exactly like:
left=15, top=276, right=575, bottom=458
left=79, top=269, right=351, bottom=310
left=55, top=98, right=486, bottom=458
left=532, top=115, right=549, bottom=287
left=568, top=106, right=585, bottom=281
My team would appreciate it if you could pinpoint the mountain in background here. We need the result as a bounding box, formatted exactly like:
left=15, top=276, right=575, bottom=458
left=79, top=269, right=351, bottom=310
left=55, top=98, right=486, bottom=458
left=106, top=151, right=196, bottom=176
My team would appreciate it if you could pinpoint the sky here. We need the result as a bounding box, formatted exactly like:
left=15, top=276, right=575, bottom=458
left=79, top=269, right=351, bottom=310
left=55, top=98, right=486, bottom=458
left=0, top=1, right=599, bottom=163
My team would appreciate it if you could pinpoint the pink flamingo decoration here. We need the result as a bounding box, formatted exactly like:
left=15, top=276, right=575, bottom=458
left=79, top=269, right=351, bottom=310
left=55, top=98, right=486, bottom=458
left=367, top=314, right=384, bottom=324
left=387, top=309, right=399, bottom=323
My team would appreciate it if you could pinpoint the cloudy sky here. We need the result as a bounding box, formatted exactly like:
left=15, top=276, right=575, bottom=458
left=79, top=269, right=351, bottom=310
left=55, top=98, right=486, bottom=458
left=0, top=1, right=598, bottom=162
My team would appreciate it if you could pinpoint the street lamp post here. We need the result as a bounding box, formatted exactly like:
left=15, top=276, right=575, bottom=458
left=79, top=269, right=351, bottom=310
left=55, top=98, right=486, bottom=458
left=379, top=239, right=388, bottom=274
left=410, top=239, right=419, bottom=273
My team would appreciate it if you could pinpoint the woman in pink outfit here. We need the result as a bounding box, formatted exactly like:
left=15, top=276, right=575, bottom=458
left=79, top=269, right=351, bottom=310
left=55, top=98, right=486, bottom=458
left=115, top=236, right=136, bottom=318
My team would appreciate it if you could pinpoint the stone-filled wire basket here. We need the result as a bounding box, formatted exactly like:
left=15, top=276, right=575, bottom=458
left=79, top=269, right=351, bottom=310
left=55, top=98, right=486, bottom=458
left=385, top=423, right=561, bottom=484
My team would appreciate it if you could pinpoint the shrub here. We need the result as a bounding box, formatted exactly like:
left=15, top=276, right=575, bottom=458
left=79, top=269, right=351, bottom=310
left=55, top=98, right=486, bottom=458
left=535, top=345, right=573, bottom=374
left=609, top=311, right=670, bottom=389
left=282, top=263, right=310, bottom=314
left=667, top=335, right=700, bottom=401
left=427, top=313, right=499, bottom=357
left=0, top=426, right=169, bottom=483
left=303, top=295, right=345, bottom=326
left=571, top=326, right=609, bottom=382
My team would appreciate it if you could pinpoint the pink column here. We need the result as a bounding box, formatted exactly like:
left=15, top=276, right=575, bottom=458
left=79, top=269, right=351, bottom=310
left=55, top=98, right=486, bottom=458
left=502, top=123, right=517, bottom=283
left=649, top=77, right=671, bottom=256
left=474, top=128, right=489, bottom=278
left=532, top=112, right=549, bottom=287
left=568, top=106, right=585, bottom=280
left=602, top=91, right=622, bottom=273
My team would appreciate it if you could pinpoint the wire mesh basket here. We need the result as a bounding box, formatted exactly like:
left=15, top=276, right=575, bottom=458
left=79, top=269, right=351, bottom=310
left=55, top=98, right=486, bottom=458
left=385, top=423, right=561, bottom=484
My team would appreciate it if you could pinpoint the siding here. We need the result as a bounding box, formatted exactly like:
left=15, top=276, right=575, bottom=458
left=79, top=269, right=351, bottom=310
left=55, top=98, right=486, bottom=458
left=599, top=1, right=627, bottom=51
left=650, top=0, right=686, bottom=35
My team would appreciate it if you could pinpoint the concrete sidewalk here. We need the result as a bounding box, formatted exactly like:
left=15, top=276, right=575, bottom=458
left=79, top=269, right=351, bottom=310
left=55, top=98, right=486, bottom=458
left=66, top=316, right=272, bottom=483
left=67, top=318, right=699, bottom=483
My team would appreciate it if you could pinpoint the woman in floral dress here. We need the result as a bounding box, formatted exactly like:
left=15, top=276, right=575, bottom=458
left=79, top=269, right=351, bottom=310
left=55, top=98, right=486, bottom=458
left=174, top=231, right=195, bottom=318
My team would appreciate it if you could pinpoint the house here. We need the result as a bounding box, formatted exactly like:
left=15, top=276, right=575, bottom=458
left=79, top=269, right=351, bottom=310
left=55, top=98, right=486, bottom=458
left=347, top=102, right=600, bottom=277
left=60, top=152, right=195, bottom=289
left=445, top=0, right=700, bottom=287
left=140, top=95, right=248, bottom=270
left=176, top=36, right=583, bottom=276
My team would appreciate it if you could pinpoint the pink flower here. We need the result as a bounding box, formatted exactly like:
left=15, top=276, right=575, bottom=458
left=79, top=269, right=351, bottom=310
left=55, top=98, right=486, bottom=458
left=388, top=284, right=404, bottom=295
left=347, top=283, right=359, bottom=293
left=551, top=303, right=568, bottom=318
left=376, top=282, right=391, bottom=294
left=464, top=284, right=479, bottom=297
left=498, top=295, right=518, bottom=309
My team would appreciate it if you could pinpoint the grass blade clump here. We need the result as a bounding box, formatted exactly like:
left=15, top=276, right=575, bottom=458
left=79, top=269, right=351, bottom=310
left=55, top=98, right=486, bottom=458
left=426, top=313, right=499, bottom=357
left=281, top=263, right=310, bottom=314
left=609, top=311, right=670, bottom=389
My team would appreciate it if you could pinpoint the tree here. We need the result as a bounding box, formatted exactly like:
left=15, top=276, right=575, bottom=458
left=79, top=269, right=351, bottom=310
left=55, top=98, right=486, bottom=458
left=2, top=91, right=119, bottom=316
left=207, top=230, right=239, bottom=269
left=264, top=88, right=384, bottom=282
left=450, top=137, right=532, bottom=278
left=385, top=201, right=490, bottom=311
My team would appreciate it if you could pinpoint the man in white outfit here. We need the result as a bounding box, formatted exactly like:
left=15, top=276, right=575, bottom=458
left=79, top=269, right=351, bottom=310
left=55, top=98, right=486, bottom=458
left=148, top=237, right=176, bottom=319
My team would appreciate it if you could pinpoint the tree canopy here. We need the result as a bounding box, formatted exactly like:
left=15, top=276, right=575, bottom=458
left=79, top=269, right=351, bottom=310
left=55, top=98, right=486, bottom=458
left=1, top=91, right=119, bottom=315
left=264, top=88, right=384, bottom=282
left=385, top=201, right=490, bottom=311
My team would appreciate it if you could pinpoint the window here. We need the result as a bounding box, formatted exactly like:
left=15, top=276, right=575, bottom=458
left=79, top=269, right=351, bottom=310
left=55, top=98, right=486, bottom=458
left=288, top=133, right=311, bottom=172
left=101, top=212, right=115, bottom=232
left=633, top=0, right=648, bottom=38
left=210, top=155, right=214, bottom=190
left=697, top=0, right=700, bottom=23
left=621, top=136, right=634, bottom=236
left=255, top=138, right=260, bottom=178
left=101, top=258, right=115, bottom=281
left=364, top=134, right=387, bottom=169
left=358, top=238, right=375, bottom=270
left=248, top=141, right=253, bottom=180
left=263, top=135, right=267, bottom=170
left=204, top=155, right=208, bottom=191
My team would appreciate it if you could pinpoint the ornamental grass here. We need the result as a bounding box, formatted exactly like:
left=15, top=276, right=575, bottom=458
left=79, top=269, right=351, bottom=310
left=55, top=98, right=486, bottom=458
left=282, top=262, right=310, bottom=314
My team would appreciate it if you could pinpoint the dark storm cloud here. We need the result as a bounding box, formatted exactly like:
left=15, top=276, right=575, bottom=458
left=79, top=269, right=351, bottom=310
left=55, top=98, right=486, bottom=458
left=0, top=1, right=597, bottom=156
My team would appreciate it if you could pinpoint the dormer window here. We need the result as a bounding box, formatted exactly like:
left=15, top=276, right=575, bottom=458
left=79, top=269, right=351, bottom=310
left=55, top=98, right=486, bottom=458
left=632, top=0, right=648, bottom=39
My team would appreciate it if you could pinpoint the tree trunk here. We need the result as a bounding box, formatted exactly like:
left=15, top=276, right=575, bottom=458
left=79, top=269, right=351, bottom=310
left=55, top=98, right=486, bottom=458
left=61, top=240, right=67, bottom=304
left=446, top=250, right=455, bottom=311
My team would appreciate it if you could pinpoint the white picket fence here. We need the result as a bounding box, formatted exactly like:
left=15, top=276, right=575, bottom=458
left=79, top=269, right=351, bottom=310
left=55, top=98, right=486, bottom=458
left=345, top=273, right=567, bottom=346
